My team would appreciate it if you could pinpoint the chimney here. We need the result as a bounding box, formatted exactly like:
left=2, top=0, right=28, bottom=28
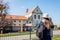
left=26, top=8, right=28, bottom=13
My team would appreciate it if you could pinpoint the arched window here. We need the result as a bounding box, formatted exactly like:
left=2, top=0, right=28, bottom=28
left=38, top=15, right=40, bottom=19
left=34, top=15, right=36, bottom=19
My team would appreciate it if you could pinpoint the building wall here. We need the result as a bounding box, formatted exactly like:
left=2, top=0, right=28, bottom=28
left=1, top=6, right=43, bottom=32
left=6, top=19, right=26, bottom=32
left=12, top=19, right=21, bottom=26
left=13, top=20, right=26, bottom=31
left=32, top=13, right=41, bottom=26
left=27, top=6, right=42, bottom=27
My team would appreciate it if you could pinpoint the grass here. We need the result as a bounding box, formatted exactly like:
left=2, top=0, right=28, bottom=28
left=0, top=32, right=60, bottom=40
left=0, top=32, right=36, bottom=37
left=33, top=36, right=60, bottom=40
left=52, top=36, right=60, bottom=40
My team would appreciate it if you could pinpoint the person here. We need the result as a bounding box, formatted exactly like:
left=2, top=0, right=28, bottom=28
left=49, top=18, right=54, bottom=30
left=36, top=13, right=54, bottom=40
left=42, top=18, right=51, bottom=40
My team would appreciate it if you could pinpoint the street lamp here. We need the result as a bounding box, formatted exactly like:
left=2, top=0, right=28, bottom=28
left=29, top=25, right=32, bottom=40
left=25, top=23, right=32, bottom=40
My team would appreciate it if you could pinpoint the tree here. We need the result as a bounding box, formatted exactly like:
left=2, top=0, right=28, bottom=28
left=0, top=0, right=9, bottom=34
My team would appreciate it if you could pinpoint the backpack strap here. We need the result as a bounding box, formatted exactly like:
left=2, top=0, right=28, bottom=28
left=36, top=21, right=44, bottom=38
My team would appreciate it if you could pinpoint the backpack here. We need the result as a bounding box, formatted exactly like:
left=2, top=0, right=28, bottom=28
left=36, top=22, right=44, bottom=38
left=51, top=23, right=54, bottom=30
left=50, top=23, right=54, bottom=37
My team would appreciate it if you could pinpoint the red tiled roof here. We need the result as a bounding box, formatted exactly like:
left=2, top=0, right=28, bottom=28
left=5, top=15, right=28, bottom=20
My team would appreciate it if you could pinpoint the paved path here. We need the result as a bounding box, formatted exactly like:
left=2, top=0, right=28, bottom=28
left=0, top=30, right=60, bottom=40
left=53, top=30, right=60, bottom=36
left=0, top=34, right=37, bottom=40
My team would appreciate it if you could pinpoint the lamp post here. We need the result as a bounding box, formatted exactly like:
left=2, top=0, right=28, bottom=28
left=25, top=23, right=32, bottom=40
left=0, top=25, right=3, bottom=34
left=30, top=26, right=32, bottom=40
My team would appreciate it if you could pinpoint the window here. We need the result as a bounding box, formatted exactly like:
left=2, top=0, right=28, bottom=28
left=38, top=15, right=40, bottom=19
left=26, top=21, right=28, bottom=23
left=23, top=24, right=25, bottom=26
left=19, top=24, right=21, bottom=26
left=14, top=20, right=16, bottom=22
left=37, top=9, right=38, bottom=12
left=29, top=21, right=31, bottom=23
left=19, top=20, right=21, bottom=22
left=34, top=15, right=36, bottom=19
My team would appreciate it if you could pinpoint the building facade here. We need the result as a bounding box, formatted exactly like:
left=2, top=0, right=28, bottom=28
left=2, top=6, right=43, bottom=32
left=25, top=6, right=43, bottom=31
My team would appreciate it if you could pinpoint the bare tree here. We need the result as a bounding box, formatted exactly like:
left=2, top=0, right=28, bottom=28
left=0, top=0, right=9, bottom=34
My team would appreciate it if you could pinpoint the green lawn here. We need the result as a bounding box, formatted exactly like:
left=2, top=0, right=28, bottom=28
left=0, top=32, right=35, bottom=37
left=33, top=36, right=60, bottom=40
left=52, top=36, right=60, bottom=40
left=0, top=32, right=60, bottom=40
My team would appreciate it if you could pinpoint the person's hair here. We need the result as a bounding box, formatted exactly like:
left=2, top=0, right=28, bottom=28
left=44, top=18, right=51, bottom=29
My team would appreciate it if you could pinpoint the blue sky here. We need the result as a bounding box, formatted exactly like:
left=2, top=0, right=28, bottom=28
left=4, top=0, right=60, bottom=24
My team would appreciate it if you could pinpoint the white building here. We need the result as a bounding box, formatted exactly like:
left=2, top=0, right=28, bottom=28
left=25, top=6, right=42, bottom=26
left=1, top=6, right=43, bottom=32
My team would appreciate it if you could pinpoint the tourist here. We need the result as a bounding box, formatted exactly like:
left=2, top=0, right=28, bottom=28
left=36, top=14, right=54, bottom=40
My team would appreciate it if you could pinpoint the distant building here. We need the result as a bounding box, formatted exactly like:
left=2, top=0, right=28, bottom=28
left=5, top=15, right=27, bottom=32
left=54, top=24, right=60, bottom=30
left=25, top=6, right=42, bottom=31
left=1, top=6, right=43, bottom=32
left=57, top=25, right=60, bottom=27
left=56, top=24, right=60, bottom=30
